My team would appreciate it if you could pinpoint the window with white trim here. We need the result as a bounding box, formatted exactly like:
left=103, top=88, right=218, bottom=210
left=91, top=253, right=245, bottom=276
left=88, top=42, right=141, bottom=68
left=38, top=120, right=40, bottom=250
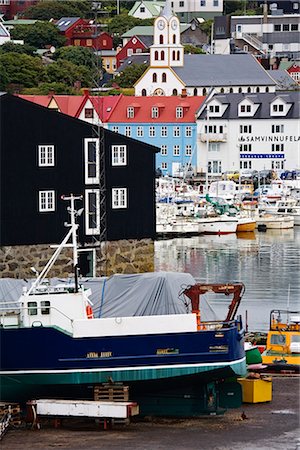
left=112, top=145, right=127, bottom=166
left=39, top=191, right=55, bottom=212
left=112, top=126, right=119, bottom=133
left=240, top=144, right=252, bottom=152
left=38, top=145, right=55, bottom=167
left=137, top=126, right=144, bottom=137
left=272, top=124, right=284, bottom=133
left=240, top=125, right=252, bottom=133
left=185, top=126, right=192, bottom=137
left=161, top=145, right=167, bottom=155
left=185, top=145, right=192, bottom=156
left=84, top=138, right=99, bottom=184
left=208, top=160, right=222, bottom=174
left=173, top=126, right=180, bottom=137
left=149, top=126, right=156, bottom=137
left=151, top=107, right=159, bottom=118
left=161, top=126, right=168, bottom=137
left=127, top=107, right=134, bottom=118
left=85, top=189, right=100, bottom=235
left=209, top=143, right=220, bottom=152
left=272, top=104, right=284, bottom=112
left=209, top=105, right=220, bottom=113
left=272, top=143, right=284, bottom=152
left=241, top=160, right=252, bottom=169
left=112, top=188, right=127, bottom=209
left=173, top=145, right=180, bottom=156
left=161, top=162, right=167, bottom=170
left=176, top=107, right=183, bottom=118
left=125, top=126, right=131, bottom=137
left=272, top=160, right=284, bottom=169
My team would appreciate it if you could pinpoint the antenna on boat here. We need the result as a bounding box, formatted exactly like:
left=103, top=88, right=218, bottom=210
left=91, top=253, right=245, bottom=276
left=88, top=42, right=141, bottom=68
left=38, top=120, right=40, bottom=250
left=62, top=194, right=83, bottom=293
left=26, top=194, right=83, bottom=296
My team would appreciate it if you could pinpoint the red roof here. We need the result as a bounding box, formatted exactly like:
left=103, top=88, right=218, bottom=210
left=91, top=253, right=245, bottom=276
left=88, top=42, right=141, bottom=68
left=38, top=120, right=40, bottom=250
left=18, top=95, right=51, bottom=108
left=106, top=96, right=206, bottom=123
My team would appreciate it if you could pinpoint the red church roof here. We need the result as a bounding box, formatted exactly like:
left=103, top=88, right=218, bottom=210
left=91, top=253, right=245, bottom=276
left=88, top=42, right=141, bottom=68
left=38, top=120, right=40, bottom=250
left=106, top=96, right=206, bottom=123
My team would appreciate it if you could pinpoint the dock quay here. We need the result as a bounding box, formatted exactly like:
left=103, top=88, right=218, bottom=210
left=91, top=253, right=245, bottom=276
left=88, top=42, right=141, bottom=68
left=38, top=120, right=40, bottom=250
left=1, top=377, right=299, bottom=450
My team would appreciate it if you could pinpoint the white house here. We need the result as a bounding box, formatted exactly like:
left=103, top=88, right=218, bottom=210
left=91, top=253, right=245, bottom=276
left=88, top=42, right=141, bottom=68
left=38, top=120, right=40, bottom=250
left=128, top=1, right=165, bottom=19
left=134, top=0, right=277, bottom=96
left=196, top=92, right=300, bottom=176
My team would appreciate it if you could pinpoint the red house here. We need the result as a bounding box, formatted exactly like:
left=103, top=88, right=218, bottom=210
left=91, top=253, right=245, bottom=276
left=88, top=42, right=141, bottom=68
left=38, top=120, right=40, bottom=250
left=287, top=63, right=300, bottom=85
left=56, top=17, right=113, bottom=50
left=0, top=0, right=39, bottom=20
left=116, top=35, right=149, bottom=68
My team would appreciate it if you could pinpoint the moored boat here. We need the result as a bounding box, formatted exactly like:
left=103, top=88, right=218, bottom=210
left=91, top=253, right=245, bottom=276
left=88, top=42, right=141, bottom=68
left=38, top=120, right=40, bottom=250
left=237, top=217, right=256, bottom=233
left=255, top=214, right=294, bottom=229
left=0, top=195, right=247, bottom=402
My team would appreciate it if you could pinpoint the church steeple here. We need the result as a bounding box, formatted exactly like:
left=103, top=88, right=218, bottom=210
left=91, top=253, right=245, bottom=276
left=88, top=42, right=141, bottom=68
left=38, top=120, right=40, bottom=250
left=150, top=0, right=184, bottom=68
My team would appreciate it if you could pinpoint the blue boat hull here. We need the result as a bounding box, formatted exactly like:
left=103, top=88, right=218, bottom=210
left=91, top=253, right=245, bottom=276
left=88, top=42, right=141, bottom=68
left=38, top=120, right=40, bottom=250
left=0, top=324, right=246, bottom=402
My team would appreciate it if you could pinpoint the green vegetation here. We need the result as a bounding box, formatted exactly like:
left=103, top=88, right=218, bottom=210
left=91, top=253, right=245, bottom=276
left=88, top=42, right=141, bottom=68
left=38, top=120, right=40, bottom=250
left=0, top=53, right=45, bottom=90
left=184, top=44, right=205, bottom=54
left=23, top=0, right=91, bottom=20
left=110, top=63, right=148, bottom=88
left=10, top=22, right=66, bottom=49
left=0, top=42, right=36, bottom=56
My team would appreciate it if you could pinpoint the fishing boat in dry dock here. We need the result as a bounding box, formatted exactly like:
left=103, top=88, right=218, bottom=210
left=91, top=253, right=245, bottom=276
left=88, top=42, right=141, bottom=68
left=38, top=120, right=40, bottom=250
left=0, top=195, right=246, bottom=402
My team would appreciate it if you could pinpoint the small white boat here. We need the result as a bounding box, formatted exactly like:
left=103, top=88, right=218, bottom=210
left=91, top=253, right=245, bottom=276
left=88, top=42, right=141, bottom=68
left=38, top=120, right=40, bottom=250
left=156, top=219, right=200, bottom=235
left=195, top=216, right=238, bottom=234
left=236, top=216, right=256, bottom=232
left=256, top=214, right=294, bottom=229
left=259, top=198, right=300, bottom=226
left=208, top=181, right=237, bottom=203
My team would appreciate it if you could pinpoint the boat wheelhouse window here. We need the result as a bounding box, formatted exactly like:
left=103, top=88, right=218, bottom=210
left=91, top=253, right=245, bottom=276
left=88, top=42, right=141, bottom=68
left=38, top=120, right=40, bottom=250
left=39, top=191, right=55, bottom=212
left=111, top=145, right=127, bottom=166
left=85, top=189, right=100, bottom=235
left=28, top=302, right=38, bottom=316
left=38, top=145, right=55, bottom=167
left=270, top=334, right=286, bottom=345
left=112, top=188, right=127, bottom=209
left=41, top=301, right=50, bottom=315
left=84, top=138, right=99, bottom=184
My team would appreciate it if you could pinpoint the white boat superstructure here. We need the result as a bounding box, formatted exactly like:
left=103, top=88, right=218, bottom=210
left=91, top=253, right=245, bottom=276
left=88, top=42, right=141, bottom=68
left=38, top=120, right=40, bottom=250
left=255, top=213, right=294, bottom=229
left=259, top=198, right=300, bottom=226
left=208, top=181, right=237, bottom=203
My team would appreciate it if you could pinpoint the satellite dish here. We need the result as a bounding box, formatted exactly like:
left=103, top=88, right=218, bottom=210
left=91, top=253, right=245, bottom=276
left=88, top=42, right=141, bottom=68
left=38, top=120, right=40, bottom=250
left=50, top=46, right=56, bottom=54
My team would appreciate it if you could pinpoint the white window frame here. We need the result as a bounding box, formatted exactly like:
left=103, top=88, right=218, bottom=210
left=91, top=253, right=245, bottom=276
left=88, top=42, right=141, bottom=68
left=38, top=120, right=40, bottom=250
left=185, top=145, right=192, bottom=156
left=149, top=126, right=156, bottom=137
left=137, top=126, right=144, bottom=137
left=173, top=145, right=180, bottom=156
left=85, top=189, right=100, bottom=235
left=127, top=107, right=134, bottom=118
left=208, top=143, right=220, bottom=152
left=176, top=107, right=183, bottom=118
left=161, top=145, right=168, bottom=155
left=161, top=162, right=167, bottom=170
left=185, top=126, right=192, bottom=137
left=161, top=126, right=168, bottom=137
left=173, top=126, right=180, bottom=137
left=38, top=145, right=55, bottom=167
left=112, top=145, right=127, bottom=166
left=112, top=126, right=119, bottom=133
left=84, top=138, right=99, bottom=184
left=151, top=107, right=159, bottom=118
left=125, top=126, right=131, bottom=137
left=112, top=188, right=127, bottom=209
left=39, top=190, right=55, bottom=212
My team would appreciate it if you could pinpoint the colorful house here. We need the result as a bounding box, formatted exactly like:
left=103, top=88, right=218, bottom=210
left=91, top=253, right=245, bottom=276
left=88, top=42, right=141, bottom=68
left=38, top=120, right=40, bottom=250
left=116, top=35, right=150, bottom=68
left=106, top=95, right=205, bottom=177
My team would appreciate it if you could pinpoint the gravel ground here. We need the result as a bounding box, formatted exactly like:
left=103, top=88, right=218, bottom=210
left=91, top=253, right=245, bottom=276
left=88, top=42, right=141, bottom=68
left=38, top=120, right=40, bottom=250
left=2, top=377, right=300, bottom=450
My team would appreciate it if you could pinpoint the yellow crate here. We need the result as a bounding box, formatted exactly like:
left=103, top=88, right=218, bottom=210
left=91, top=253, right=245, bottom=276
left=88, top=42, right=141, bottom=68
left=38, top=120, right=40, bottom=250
left=237, top=377, right=272, bottom=403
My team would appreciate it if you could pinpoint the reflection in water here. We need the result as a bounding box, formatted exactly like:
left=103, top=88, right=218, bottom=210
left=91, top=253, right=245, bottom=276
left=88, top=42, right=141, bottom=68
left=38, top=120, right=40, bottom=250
left=154, top=228, right=300, bottom=332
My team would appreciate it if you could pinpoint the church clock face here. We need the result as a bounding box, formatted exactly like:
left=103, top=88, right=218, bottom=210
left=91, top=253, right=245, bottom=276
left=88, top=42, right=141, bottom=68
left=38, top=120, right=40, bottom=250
left=171, top=20, right=178, bottom=30
left=157, top=20, right=165, bottom=30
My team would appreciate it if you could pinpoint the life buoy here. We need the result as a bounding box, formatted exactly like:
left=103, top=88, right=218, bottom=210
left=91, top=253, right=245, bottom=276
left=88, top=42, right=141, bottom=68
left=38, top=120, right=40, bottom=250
left=86, top=305, right=94, bottom=319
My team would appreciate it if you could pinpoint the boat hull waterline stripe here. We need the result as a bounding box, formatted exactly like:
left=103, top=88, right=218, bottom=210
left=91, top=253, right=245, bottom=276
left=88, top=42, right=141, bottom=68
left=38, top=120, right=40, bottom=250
left=1, top=357, right=246, bottom=375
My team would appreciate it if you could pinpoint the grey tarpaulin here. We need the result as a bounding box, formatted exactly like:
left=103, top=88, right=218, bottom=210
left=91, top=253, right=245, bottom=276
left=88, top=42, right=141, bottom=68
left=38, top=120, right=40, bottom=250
left=0, top=272, right=218, bottom=321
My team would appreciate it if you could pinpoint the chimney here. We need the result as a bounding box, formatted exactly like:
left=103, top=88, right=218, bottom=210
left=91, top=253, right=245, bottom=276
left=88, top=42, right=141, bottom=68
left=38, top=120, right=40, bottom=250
left=48, top=90, right=55, bottom=97
left=181, top=88, right=187, bottom=98
left=82, top=88, right=89, bottom=96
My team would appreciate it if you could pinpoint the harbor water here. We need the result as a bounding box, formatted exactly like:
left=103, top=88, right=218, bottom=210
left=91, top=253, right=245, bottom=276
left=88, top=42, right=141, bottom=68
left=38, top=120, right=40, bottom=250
left=154, top=228, right=300, bottom=332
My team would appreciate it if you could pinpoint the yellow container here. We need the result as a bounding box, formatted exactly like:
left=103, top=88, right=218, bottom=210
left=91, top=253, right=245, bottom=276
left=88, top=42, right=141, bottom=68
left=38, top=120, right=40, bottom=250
left=237, top=377, right=272, bottom=403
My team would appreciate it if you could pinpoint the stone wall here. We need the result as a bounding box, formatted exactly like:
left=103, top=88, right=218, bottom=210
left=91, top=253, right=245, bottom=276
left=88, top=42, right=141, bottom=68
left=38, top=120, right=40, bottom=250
left=0, top=239, right=154, bottom=279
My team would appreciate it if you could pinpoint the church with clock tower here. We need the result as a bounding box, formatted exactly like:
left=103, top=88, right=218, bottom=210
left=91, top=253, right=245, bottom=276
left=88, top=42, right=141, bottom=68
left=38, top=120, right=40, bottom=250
left=135, top=0, right=186, bottom=96
left=134, top=0, right=276, bottom=97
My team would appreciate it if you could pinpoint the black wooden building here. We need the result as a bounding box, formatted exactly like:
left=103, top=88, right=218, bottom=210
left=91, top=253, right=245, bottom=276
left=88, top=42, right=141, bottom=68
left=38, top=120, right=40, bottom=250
left=0, top=93, right=158, bottom=249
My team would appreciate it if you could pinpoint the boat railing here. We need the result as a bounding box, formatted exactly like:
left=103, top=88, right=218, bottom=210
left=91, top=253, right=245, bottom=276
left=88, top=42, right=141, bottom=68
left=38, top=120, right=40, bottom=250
left=0, top=305, right=74, bottom=330
left=199, top=319, right=241, bottom=331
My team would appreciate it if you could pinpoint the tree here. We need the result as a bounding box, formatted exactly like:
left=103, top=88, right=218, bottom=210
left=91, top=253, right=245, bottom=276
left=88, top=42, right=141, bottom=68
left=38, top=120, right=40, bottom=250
left=53, top=46, right=98, bottom=70
left=23, top=0, right=91, bottom=20
left=0, top=52, right=45, bottom=90
left=113, top=63, right=148, bottom=88
left=108, top=14, right=154, bottom=37
left=46, top=60, right=92, bottom=87
left=11, top=22, right=66, bottom=49
left=0, top=64, right=9, bottom=90
left=0, top=41, right=36, bottom=55
left=200, top=19, right=213, bottom=39
left=22, top=82, right=76, bottom=95
left=184, top=44, right=205, bottom=54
